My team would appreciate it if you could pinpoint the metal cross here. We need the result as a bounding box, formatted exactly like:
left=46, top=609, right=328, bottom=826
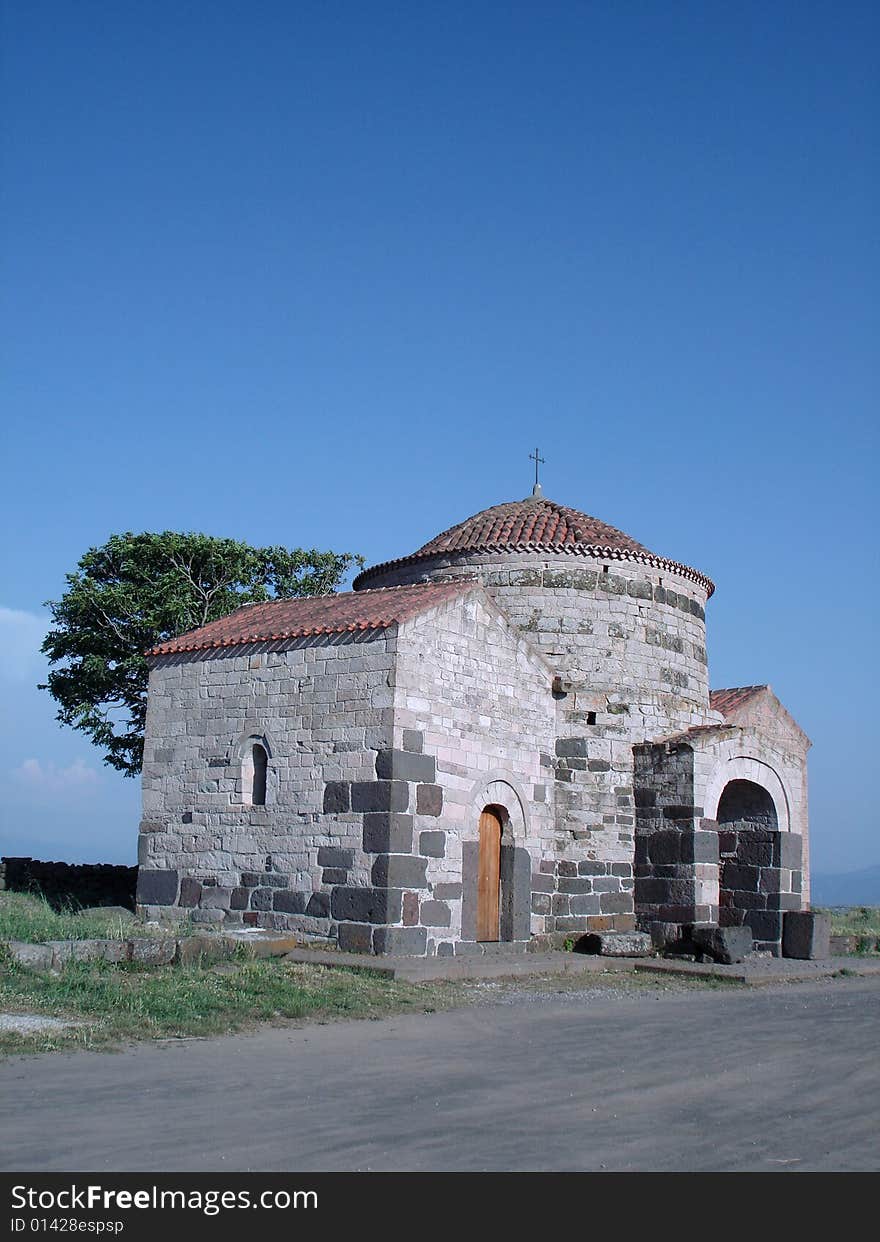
left=529, top=447, right=545, bottom=489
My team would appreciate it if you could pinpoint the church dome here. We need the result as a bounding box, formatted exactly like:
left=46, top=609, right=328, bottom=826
left=412, top=495, right=651, bottom=558
left=354, top=494, right=713, bottom=595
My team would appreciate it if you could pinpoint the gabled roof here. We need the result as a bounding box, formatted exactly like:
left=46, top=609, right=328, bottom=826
left=710, top=686, right=767, bottom=718
left=710, top=684, right=811, bottom=746
left=354, top=495, right=714, bottom=595
left=146, top=582, right=478, bottom=656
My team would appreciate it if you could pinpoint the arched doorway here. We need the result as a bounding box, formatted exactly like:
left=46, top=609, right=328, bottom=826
left=717, top=779, right=781, bottom=949
left=477, top=807, right=503, bottom=942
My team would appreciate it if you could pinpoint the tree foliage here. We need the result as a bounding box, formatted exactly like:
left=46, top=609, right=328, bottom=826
left=40, top=532, right=363, bottom=777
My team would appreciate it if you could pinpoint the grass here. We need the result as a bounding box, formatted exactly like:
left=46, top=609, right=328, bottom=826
left=0, top=954, right=452, bottom=1056
left=816, top=906, right=880, bottom=953
left=818, top=906, right=880, bottom=938
left=0, top=950, right=751, bottom=1059
left=0, top=891, right=142, bottom=942
left=0, top=890, right=184, bottom=943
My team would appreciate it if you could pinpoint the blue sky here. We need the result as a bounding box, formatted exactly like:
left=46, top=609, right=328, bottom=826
left=1, top=1, right=876, bottom=872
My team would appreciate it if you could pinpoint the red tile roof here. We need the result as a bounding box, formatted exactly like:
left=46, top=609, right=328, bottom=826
left=147, top=582, right=478, bottom=657
left=417, top=497, right=652, bottom=557
left=354, top=496, right=714, bottom=596
left=709, top=686, right=767, bottom=718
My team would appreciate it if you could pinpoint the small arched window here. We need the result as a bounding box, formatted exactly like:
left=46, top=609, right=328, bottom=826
left=251, top=744, right=268, bottom=806
left=242, top=740, right=269, bottom=806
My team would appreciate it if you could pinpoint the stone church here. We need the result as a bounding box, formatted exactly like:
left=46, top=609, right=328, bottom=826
left=137, top=487, right=810, bottom=956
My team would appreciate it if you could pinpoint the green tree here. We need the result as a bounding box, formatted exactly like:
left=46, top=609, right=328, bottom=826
left=40, top=532, right=363, bottom=777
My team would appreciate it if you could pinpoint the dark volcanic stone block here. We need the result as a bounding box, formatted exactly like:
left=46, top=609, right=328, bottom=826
left=351, top=780, right=409, bottom=813
left=780, top=834, right=803, bottom=871
left=331, top=886, right=403, bottom=924
left=362, top=812, right=413, bottom=855
left=434, top=883, right=462, bottom=900
left=259, top=872, right=290, bottom=887
left=230, top=887, right=249, bottom=910
left=556, top=737, right=589, bottom=759
left=401, top=729, right=424, bottom=753
left=317, top=847, right=353, bottom=870
left=419, top=830, right=446, bottom=858
left=736, top=838, right=774, bottom=867
left=685, top=831, right=719, bottom=864
left=782, top=910, right=830, bottom=960
left=599, top=892, right=632, bottom=914
left=323, top=781, right=350, bottom=813
left=375, top=748, right=436, bottom=783
left=576, top=931, right=652, bottom=957
left=321, top=868, right=348, bottom=885
left=370, top=855, right=428, bottom=889
left=372, top=926, right=427, bottom=956
left=419, top=900, right=451, bottom=927
left=416, top=784, right=443, bottom=816
left=723, top=864, right=760, bottom=891
left=273, top=890, right=308, bottom=914
left=649, top=833, right=682, bottom=864
left=746, top=910, right=782, bottom=942
left=569, top=894, right=602, bottom=916
left=692, top=925, right=753, bottom=964
left=337, top=923, right=373, bottom=953
left=136, top=869, right=179, bottom=906
left=178, top=877, right=202, bottom=908
left=306, top=892, right=330, bottom=919
left=558, top=877, right=593, bottom=894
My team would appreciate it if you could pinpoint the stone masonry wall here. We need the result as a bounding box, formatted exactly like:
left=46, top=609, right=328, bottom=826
left=634, top=727, right=807, bottom=950
left=390, top=591, right=557, bottom=954
left=138, top=629, right=401, bottom=940
left=704, top=692, right=811, bottom=904
left=359, top=551, right=714, bottom=732
left=361, top=549, right=715, bottom=935
left=139, top=589, right=573, bottom=955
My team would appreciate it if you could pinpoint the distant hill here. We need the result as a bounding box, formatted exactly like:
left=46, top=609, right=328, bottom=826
left=811, top=865, right=880, bottom=908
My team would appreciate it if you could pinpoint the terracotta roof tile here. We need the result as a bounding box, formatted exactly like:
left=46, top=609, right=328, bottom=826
left=354, top=495, right=714, bottom=596
left=709, top=686, right=767, bottom=718
left=147, top=582, right=478, bottom=657
left=416, top=496, right=651, bottom=557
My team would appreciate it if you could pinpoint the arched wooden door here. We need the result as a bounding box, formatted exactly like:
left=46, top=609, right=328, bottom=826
left=477, top=808, right=502, bottom=942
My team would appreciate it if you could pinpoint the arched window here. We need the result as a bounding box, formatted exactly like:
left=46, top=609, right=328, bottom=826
left=251, top=743, right=267, bottom=806
left=242, top=740, right=269, bottom=806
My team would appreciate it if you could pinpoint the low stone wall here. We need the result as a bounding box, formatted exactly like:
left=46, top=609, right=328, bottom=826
left=2, top=932, right=298, bottom=972
left=1, top=857, right=137, bottom=911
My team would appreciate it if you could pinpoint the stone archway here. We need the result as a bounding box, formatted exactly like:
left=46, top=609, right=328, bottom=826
left=716, top=777, right=784, bottom=952
left=461, top=776, right=532, bottom=946
left=705, top=755, right=789, bottom=832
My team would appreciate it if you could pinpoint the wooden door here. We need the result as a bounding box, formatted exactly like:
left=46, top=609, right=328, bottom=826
left=477, top=809, right=502, bottom=942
